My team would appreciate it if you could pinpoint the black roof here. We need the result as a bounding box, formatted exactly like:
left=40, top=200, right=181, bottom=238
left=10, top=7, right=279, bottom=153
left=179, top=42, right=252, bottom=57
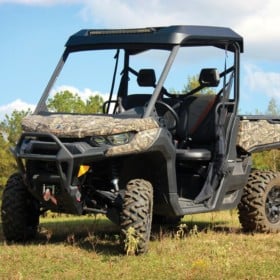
left=65, top=25, right=243, bottom=53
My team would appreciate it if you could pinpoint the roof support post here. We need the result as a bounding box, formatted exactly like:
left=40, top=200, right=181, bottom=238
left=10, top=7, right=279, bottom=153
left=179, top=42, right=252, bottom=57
left=144, top=45, right=180, bottom=117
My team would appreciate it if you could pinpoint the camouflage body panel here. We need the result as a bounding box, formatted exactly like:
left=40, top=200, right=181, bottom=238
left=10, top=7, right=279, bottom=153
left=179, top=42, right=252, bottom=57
left=22, top=114, right=159, bottom=137
left=106, top=128, right=160, bottom=156
left=237, top=119, right=280, bottom=151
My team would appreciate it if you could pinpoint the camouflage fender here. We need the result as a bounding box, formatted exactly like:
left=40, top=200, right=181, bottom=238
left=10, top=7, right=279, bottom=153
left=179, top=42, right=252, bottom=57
left=22, top=114, right=159, bottom=137
left=237, top=119, right=280, bottom=151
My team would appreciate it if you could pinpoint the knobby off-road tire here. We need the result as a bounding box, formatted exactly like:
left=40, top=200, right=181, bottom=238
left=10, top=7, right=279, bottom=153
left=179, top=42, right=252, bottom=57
left=120, top=179, right=153, bottom=255
left=238, top=170, right=280, bottom=233
left=1, top=173, right=40, bottom=242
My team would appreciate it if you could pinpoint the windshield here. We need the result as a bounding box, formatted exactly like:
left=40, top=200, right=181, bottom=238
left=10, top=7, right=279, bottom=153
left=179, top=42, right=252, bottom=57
left=36, top=48, right=169, bottom=114
left=35, top=45, right=235, bottom=116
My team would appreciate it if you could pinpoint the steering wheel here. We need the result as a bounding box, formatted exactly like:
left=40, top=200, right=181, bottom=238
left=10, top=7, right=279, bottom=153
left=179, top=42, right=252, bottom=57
left=161, top=87, right=175, bottom=98
left=155, top=100, right=179, bottom=131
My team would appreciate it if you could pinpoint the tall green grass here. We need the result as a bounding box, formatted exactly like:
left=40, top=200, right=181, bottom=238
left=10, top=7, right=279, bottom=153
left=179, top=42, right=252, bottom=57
left=0, top=211, right=279, bottom=280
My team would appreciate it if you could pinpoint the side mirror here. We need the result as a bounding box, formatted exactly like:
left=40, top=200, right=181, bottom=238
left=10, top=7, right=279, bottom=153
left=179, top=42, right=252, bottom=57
left=199, top=68, right=220, bottom=87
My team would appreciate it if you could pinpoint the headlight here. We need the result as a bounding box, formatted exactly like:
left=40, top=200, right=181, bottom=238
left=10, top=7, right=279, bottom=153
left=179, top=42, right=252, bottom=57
left=90, top=132, right=134, bottom=146
left=91, top=136, right=107, bottom=146
left=107, top=133, right=130, bottom=145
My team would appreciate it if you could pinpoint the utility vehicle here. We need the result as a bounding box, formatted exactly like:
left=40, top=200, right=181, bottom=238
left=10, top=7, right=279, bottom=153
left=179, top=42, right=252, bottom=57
left=1, top=25, right=279, bottom=254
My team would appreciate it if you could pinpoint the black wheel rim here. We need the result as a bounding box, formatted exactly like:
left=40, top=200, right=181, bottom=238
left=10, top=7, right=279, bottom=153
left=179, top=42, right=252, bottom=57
left=265, top=185, right=280, bottom=224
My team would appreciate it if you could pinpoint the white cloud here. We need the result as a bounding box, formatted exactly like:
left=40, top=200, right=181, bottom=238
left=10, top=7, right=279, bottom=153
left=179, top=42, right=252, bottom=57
left=80, top=0, right=280, bottom=61
left=0, top=99, right=36, bottom=120
left=2, top=0, right=280, bottom=60
left=244, top=63, right=280, bottom=98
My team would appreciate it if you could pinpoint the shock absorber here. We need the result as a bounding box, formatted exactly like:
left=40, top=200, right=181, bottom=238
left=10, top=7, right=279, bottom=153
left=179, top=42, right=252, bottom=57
left=111, top=161, right=120, bottom=192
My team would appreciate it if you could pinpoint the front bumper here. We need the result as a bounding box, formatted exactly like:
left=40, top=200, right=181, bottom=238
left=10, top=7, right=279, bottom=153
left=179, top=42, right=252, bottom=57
left=13, top=132, right=107, bottom=214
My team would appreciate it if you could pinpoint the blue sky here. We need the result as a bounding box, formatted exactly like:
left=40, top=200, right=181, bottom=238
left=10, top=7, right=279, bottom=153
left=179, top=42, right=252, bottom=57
left=1, top=0, right=280, bottom=118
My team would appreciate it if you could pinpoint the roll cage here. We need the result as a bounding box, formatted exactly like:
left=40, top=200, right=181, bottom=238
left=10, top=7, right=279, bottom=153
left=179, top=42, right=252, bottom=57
left=35, top=25, right=243, bottom=117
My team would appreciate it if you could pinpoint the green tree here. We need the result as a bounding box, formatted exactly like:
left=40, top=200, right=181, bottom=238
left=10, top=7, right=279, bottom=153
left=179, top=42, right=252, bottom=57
left=267, top=97, right=279, bottom=115
left=183, top=75, right=200, bottom=93
left=47, top=90, right=104, bottom=113
left=47, top=90, right=85, bottom=113
left=0, top=109, right=31, bottom=146
left=0, top=135, right=17, bottom=187
left=182, top=75, right=216, bottom=95
left=252, top=97, right=280, bottom=171
left=85, top=95, right=104, bottom=113
left=0, top=109, right=31, bottom=187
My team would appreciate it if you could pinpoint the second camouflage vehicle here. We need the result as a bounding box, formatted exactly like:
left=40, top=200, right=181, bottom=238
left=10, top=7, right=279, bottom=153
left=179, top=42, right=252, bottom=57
left=2, top=25, right=280, bottom=254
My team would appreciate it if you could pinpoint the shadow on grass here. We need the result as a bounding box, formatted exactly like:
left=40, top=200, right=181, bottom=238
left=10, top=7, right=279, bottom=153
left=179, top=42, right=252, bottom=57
left=0, top=217, right=123, bottom=256
left=151, top=220, right=241, bottom=241
left=182, top=220, right=242, bottom=234
left=37, top=218, right=123, bottom=256
left=0, top=217, right=242, bottom=256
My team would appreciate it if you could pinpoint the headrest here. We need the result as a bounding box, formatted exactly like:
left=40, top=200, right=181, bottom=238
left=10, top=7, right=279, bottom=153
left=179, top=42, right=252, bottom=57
left=137, top=69, right=156, bottom=87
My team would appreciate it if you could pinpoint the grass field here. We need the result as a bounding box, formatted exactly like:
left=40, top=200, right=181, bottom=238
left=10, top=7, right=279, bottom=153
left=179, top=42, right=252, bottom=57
left=0, top=210, right=279, bottom=280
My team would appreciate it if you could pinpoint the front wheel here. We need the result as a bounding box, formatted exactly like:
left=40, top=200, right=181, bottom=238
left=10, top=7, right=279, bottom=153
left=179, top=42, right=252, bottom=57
left=238, top=170, right=280, bottom=233
left=120, top=179, right=153, bottom=255
left=1, top=173, right=40, bottom=242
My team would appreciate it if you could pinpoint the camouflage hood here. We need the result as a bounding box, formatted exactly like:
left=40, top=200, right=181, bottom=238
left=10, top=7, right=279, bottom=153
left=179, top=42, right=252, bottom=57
left=22, top=114, right=159, bottom=138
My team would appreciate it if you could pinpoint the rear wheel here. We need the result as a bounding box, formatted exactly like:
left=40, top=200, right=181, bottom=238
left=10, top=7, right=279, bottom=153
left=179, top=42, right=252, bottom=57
left=120, top=179, right=153, bottom=254
left=1, top=173, right=40, bottom=242
left=238, top=171, right=280, bottom=233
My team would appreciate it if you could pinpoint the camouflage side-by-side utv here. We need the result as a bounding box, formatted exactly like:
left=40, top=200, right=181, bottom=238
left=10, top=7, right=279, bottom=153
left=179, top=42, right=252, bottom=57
left=1, top=25, right=279, bottom=254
